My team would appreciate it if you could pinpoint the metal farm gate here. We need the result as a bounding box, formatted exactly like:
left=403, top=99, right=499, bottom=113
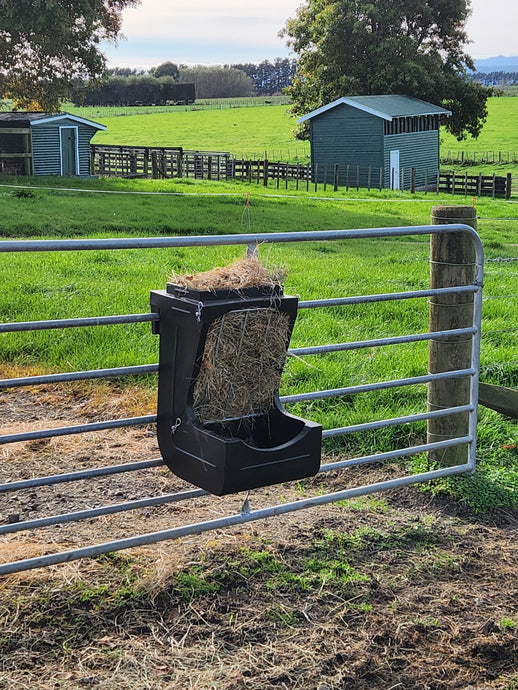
left=0, top=225, right=483, bottom=575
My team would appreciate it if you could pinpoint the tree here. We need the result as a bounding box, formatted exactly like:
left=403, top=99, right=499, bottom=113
left=178, top=66, right=255, bottom=99
left=232, top=59, right=297, bottom=95
left=281, top=0, right=492, bottom=140
left=0, top=0, right=140, bottom=110
left=151, top=62, right=180, bottom=81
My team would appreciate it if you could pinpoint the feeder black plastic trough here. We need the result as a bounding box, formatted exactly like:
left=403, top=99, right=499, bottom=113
left=150, top=283, right=322, bottom=496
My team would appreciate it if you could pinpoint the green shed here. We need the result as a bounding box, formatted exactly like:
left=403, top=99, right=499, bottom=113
left=298, top=95, right=451, bottom=190
left=0, top=112, right=106, bottom=177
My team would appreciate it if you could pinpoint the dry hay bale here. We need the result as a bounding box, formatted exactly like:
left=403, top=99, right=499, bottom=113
left=169, top=255, right=286, bottom=292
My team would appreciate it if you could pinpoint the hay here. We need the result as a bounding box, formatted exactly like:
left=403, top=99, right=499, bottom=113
left=193, top=308, right=290, bottom=424
left=170, top=256, right=292, bottom=427
left=169, top=256, right=286, bottom=292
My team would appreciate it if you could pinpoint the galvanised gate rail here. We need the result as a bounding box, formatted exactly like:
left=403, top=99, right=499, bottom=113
left=0, top=225, right=483, bottom=575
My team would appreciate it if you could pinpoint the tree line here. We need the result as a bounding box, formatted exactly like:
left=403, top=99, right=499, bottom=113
left=71, top=59, right=297, bottom=106
left=470, top=72, right=518, bottom=87
left=229, top=59, right=297, bottom=96
left=73, top=77, right=196, bottom=107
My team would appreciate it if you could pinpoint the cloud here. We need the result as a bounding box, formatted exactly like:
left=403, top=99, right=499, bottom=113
left=119, top=0, right=299, bottom=41
left=105, top=0, right=300, bottom=66
left=106, top=0, right=518, bottom=67
left=466, top=0, right=518, bottom=58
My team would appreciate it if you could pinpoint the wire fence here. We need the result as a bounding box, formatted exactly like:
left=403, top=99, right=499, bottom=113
left=441, top=150, right=518, bottom=165
left=66, top=97, right=292, bottom=120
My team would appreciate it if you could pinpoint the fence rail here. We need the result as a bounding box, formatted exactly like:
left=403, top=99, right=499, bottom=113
left=91, top=144, right=234, bottom=180
left=0, top=225, right=483, bottom=575
left=91, top=145, right=512, bottom=197
left=438, top=171, right=512, bottom=199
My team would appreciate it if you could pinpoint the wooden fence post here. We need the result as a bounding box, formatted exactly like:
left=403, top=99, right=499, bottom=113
left=159, top=153, right=167, bottom=178
left=90, top=146, right=95, bottom=176
left=333, top=164, right=339, bottom=192
left=428, top=204, right=477, bottom=466
left=151, top=151, right=159, bottom=179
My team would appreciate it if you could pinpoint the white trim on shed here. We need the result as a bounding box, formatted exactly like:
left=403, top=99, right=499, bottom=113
left=30, top=113, right=106, bottom=131
left=298, top=96, right=452, bottom=124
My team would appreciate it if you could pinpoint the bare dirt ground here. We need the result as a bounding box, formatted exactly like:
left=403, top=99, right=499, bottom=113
left=1, top=373, right=518, bottom=689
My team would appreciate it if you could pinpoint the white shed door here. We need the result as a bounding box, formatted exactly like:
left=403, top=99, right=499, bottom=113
left=390, top=149, right=400, bottom=190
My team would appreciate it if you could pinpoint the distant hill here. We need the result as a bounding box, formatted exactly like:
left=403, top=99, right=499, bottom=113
left=473, top=56, right=518, bottom=73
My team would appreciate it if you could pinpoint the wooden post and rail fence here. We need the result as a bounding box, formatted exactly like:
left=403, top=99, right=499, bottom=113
left=90, top=144, right=513, bottom=199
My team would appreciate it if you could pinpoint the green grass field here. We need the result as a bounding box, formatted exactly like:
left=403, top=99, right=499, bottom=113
left=440, top=96, right=518, bottom=154
left=86, top=103, right=310, bottom=161
left=2, top=175, right=518, bottom=510
left=79, top=95, right=518, bottom=168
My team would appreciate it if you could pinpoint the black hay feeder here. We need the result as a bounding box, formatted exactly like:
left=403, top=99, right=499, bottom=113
left=150, top=283, right=322, bottom=496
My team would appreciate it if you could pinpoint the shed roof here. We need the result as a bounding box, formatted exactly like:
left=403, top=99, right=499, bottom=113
left=0, top=112, right=106, bottom=130
left=298, top=95, right=452, bottom=123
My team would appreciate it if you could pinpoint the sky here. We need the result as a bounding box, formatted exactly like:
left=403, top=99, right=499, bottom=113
left=102, top=0, right=518, bottom=69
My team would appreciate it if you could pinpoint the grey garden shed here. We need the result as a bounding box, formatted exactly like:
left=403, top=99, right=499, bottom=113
left=0, top=112, right=106, bottom=177
left=298, top=95, right=451, bottom=191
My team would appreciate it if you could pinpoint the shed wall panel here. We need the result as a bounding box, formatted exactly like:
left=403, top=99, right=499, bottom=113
left=310, top=105, right=384, bottom=186
left=31, top=125, right=61, bottom=175
left=77, top=126, right=97, bottom=175
left=384, top=130, right=439, bottom=189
